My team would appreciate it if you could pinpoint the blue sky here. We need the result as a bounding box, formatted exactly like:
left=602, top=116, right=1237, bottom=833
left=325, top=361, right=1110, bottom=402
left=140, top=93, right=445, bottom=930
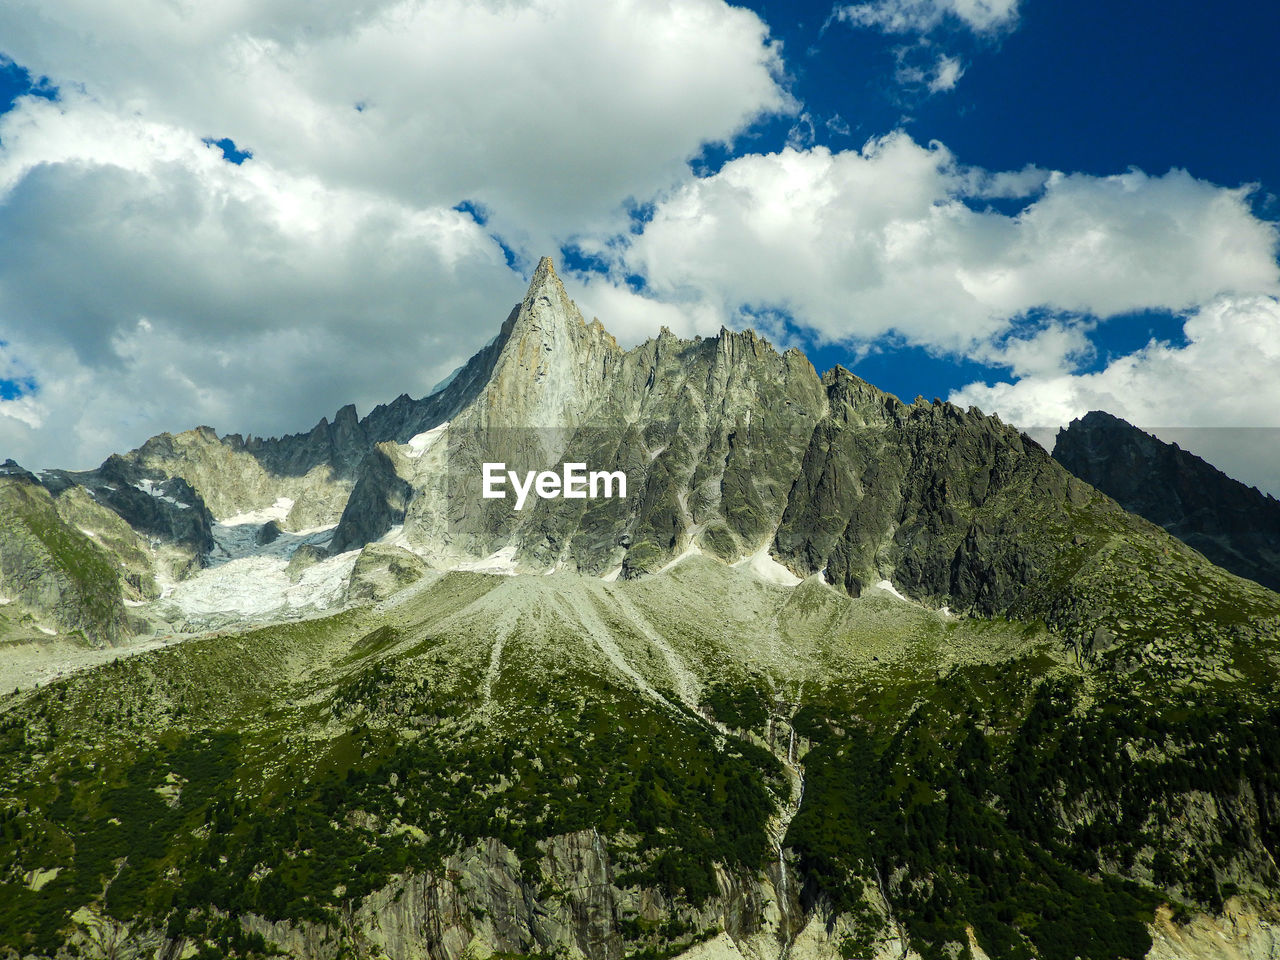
left=0, top=0, right=1277, bottom=491
left=686, top=0, right=1280, bottom=402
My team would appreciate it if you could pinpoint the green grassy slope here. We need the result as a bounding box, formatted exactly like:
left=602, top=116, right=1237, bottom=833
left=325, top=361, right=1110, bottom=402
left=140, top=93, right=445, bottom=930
left=0, top=557, right=1277, bottom=959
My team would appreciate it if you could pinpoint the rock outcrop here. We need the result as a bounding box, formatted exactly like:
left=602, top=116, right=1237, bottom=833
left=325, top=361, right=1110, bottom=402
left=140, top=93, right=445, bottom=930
left=326, top=263, right=1274, bottom=663
left=345, top=542, right=430, bottom=601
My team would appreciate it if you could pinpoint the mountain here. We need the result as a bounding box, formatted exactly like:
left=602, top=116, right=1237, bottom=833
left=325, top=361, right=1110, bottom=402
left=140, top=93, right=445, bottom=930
left=3, top=261, right=1280, bottom=960
left=1054, top=410, right=1280, bottom=592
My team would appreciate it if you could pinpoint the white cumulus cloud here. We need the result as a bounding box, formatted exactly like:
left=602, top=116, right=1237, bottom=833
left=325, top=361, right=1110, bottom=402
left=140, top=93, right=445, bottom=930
left=836, top=0, right=1020, bottom=35
left=0, top=0, right=789, bottom=246
left=584, top=134, right=1279, bottom=355
left=0, top=0, right=790, bottom=469
left=950, top=295, right=1280, bottom=494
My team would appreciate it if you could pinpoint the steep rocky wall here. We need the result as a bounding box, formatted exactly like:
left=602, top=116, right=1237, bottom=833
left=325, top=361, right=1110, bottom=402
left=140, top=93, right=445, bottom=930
left=0, top=472, right=129, bottom=645
left=1054, top=410, right=1280, bottom=592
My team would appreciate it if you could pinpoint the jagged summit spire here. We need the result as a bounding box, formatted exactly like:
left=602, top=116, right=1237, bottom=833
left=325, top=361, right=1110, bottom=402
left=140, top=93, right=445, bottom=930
left=520, top=255, right=571, bottom=317
left=509, top=255, right=581, bottom=336
left=467, top=254, right=622, bottom=436
left=531, top=255, right=557, bottom=284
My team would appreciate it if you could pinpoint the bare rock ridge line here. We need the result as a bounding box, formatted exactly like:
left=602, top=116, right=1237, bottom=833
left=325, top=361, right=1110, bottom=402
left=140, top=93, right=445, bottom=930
left=3, top=256, right=1280, bottom=650
left=1054, top=409, right=1280, bottom=591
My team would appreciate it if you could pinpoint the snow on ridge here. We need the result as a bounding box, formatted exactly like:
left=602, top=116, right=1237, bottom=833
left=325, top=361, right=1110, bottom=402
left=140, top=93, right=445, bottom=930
left=405, top=422, right=448, bottom=459
left=134, top=478, right=192, bottom=509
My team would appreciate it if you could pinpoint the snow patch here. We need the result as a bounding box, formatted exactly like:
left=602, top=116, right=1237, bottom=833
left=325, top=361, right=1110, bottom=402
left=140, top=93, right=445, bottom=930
left=134, top=494, right=342, bottom=622
left=405, top=421, right=448, bottom=459
left=0, top=597, right=12, bottom=606
left=78, top=527, right=99, bottom=539
left=157, top=548, right=359, bottom=622
left=457, top=545, right=519, bottom=576
left=732, top=545, right=801, bottom=587
left=218, top=497, right=295, bottom=527
left=37, top=626, right=56, bottom=636
left=205, top=499, right=332, bottom=567
left=134, top=478, right=192, bottom=509
left=600, top=566, right=622, bottom=582
left=871, top=579, right=910, bottom=602
left=428, top=366, right=463, bottom=396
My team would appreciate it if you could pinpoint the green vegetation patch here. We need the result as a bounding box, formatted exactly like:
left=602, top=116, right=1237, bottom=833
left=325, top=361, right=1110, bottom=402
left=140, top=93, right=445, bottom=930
left=787, top=660, right=1280, bottom=960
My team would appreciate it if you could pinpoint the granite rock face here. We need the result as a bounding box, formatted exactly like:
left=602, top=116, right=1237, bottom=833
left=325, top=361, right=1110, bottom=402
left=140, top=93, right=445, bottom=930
left=43, top=454, right=216, bottom=558
left=1054, top=410, right=1280, bottom=591
left=8, top=261, right=1280, bottom=662
left=0, top=466, right=130, bottom=645
left=330, top=444, right=417, bottom=554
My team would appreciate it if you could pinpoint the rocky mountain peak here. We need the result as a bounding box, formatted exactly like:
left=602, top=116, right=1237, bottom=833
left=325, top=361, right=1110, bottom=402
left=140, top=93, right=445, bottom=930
left=466, top=257, right=622, bottom=437
left=1054, top=409, right=1280, bottom=590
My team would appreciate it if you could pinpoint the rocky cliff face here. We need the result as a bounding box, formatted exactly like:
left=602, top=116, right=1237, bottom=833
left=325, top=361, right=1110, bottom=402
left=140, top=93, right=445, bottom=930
left=330, top=261, right=1274, bottom=667
left=1054, top=410, right=1280, bottom=591
left=0, top=464, right=131, bottom=645
left=15, top=258, right=1250, bottom=654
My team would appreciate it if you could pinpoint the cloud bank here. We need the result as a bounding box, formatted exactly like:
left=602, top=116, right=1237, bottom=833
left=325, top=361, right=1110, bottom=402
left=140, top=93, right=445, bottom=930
left=951, top=295, right=1280, bottom=494
left=586, top=134, right=1278, bottom=354
left=0, top=0, right=788, bottom=469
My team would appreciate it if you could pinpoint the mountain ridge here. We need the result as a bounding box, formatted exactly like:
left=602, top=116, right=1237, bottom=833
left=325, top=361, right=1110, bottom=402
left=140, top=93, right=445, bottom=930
left=4, top=259, right=1279, bottom=654
left=4, top=260, right=1280, bottom=959
left=1054, top=410, right=1280, bottom=592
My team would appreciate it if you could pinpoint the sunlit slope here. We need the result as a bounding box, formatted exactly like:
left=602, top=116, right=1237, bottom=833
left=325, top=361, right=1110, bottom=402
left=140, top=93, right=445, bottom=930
left=3, top=556, right=1280, bottom=959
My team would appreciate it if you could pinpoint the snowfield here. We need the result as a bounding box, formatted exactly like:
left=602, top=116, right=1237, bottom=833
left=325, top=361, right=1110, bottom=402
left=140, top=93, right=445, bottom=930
left=405, top=422, right=449, bottom=459
left=152, top=497, right=353, bottom=626
left=155, top=549, right=359, bottom=623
